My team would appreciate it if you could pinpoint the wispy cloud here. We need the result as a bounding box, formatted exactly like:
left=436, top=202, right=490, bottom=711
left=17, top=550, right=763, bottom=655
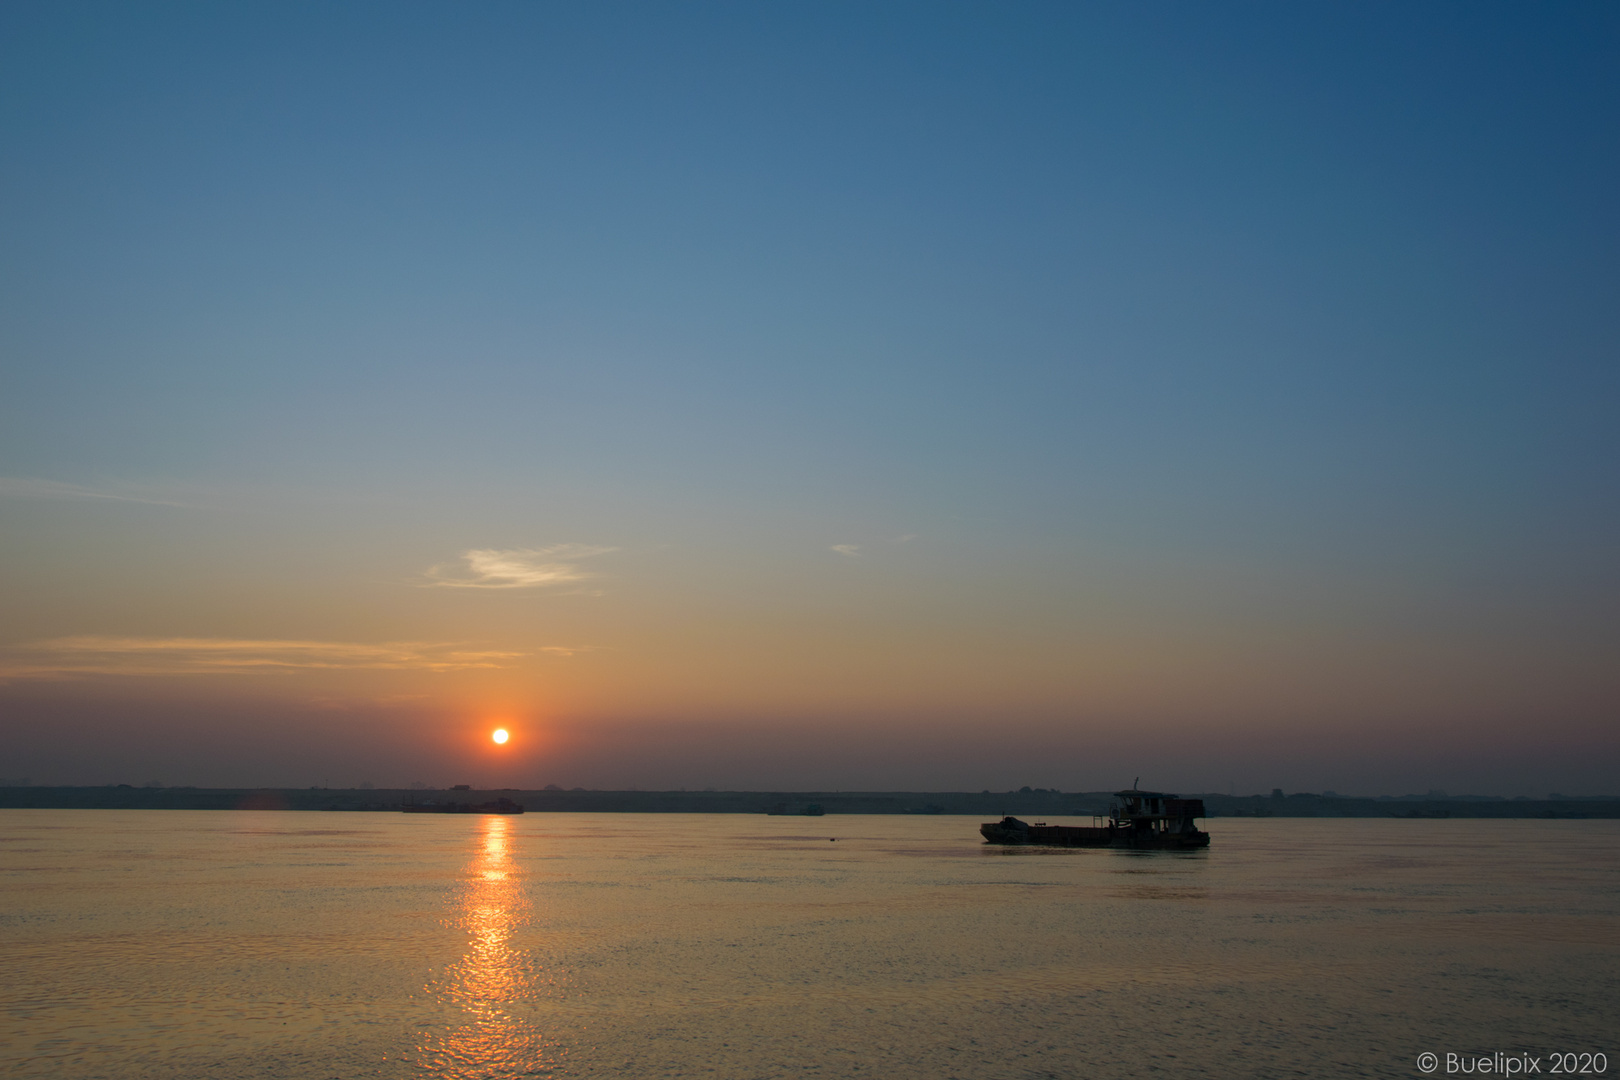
left=535, top=645, right=595, bottom=657
left=0, top=477, right=190, bottom=508
left=0, top=636, right=527, bottom=681
left=424, top=545, right=617, bottom=589
left=831, top=544, right=862, bottom=557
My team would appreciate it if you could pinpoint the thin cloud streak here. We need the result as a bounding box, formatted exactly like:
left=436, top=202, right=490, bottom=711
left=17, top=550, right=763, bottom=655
left=424, top=545, right=617, bottom=589
left=0, top=636, right=527, bottom=680
left=831, top=544, right=862, bottom=557
left=0, top=477, right=191, bottom=508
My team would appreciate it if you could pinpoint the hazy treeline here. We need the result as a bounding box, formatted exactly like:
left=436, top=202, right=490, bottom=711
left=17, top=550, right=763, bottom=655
left=1, top=787, right=1616, bottom=818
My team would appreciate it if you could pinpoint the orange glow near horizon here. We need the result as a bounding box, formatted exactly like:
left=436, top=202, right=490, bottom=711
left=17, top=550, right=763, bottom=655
left=492, top=728, right=509, bottom=745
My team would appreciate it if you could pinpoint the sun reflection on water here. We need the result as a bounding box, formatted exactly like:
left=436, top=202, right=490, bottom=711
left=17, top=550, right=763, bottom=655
left=416, top=816, right=568, bottom=1078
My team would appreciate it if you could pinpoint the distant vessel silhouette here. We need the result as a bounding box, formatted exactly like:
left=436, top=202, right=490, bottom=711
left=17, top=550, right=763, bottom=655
left=765, top=802, right=824, bottom=816
left=401, top=796, right=525, bottom=815
left=981, top=785, right=1208, bottom=849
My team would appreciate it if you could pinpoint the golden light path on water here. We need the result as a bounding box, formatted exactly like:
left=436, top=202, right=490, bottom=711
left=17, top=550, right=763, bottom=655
left=416, top=816, right=567, bottom=1078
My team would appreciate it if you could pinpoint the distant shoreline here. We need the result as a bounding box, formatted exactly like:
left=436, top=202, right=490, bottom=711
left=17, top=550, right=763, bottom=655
left=2, top=786, right=1616, bottom=818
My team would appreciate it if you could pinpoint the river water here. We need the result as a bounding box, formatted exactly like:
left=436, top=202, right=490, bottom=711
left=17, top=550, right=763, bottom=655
left=1, top=811, right=1615, bottom=1079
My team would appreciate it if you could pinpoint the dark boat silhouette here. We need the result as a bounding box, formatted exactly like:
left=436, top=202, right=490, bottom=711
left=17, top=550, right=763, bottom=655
left=401, top=796, right=525, bottom=815
left=981, top=785, right=1208, bottom=849
left=765, top=803, right=824, bottom=816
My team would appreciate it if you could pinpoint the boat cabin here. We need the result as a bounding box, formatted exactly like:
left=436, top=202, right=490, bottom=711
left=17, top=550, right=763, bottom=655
left=1111, top=788, right=1206, bottom=839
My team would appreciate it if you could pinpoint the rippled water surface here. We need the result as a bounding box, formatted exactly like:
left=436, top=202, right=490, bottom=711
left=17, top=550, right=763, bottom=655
left=2, top=812, right=1616, bottom=1079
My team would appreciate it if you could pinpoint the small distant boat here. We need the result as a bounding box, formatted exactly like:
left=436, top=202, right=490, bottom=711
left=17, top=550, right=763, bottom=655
left=402, top=796, right=525, bottom=815
left=981, top=786, right=1208, bottom=849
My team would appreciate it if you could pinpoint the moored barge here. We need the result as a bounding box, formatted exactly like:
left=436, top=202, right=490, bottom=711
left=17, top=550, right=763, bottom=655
left=402, top=796, right=525, bottom=815
left=981, top=786, right=1208, bottom=849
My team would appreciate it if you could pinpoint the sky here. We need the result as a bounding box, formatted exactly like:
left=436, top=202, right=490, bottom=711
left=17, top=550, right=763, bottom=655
left=1, top=2, right=1617, bottom=796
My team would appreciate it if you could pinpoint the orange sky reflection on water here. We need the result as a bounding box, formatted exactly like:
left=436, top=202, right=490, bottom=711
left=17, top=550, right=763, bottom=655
left=417, top=817, right=567, bottom=1077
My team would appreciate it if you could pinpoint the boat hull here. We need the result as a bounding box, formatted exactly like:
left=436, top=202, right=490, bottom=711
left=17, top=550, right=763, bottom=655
left=980, top=819, right=1209, bottom=849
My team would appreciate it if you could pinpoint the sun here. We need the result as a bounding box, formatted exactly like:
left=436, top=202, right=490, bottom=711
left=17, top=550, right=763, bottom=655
left=491, top=728, right=509, bottom=745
